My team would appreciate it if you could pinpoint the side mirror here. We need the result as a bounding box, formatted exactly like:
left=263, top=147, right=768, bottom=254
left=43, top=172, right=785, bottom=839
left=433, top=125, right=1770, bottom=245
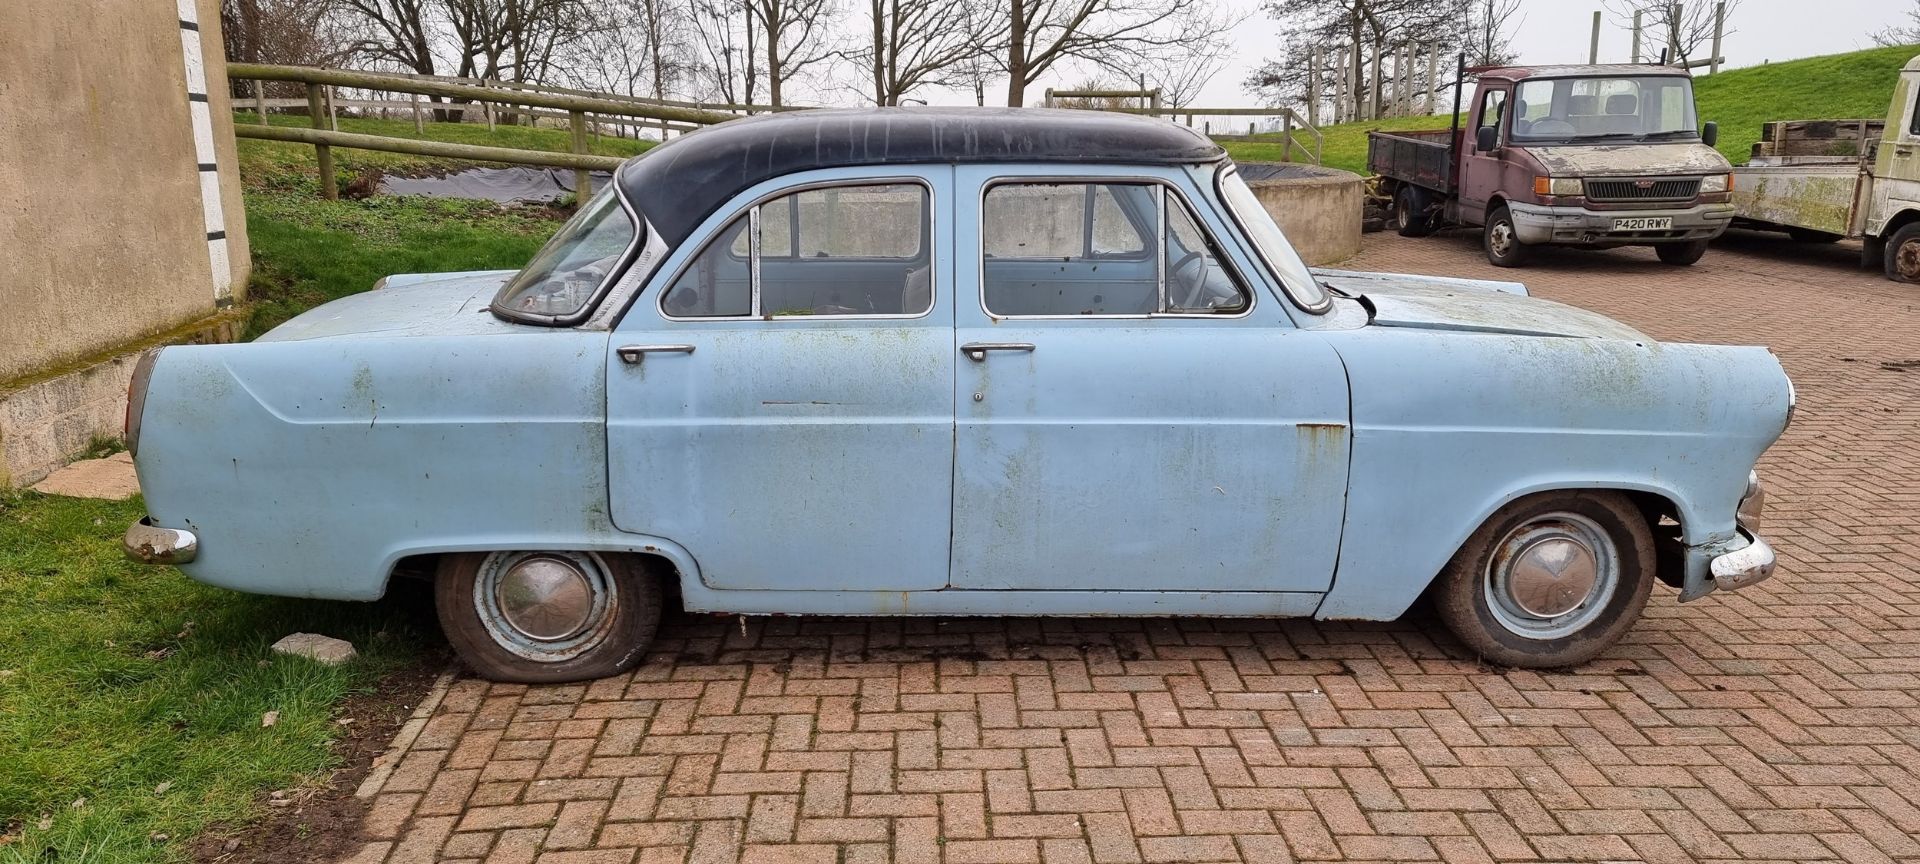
left=1476, top=126, right=1498, bottom=152
left=1702, top=121, right=1719, bottom=147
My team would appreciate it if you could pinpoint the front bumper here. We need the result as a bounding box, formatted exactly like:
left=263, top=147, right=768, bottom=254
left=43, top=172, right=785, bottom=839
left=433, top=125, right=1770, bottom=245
left=125, top=517, right=198, bottom=565
left=1508, top=200, right=1734, bottom=245
left=1677, top=471, right=1776, bottom=600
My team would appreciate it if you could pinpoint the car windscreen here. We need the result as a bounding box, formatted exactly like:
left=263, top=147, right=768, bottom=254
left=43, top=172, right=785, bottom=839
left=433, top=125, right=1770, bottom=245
left=1510, top=76, right=1698, bottom=143
left=1216, top=168, right=1329, bottom=313
left=492, top=184, right=638, bottom=321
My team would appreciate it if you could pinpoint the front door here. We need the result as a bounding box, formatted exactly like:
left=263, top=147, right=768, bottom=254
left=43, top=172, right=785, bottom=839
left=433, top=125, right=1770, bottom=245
left=1458, top=85, right=1511, bottom=223
left=948, top=167, right=1350, bottom=594
left=607, top=170, right=955, bottom=591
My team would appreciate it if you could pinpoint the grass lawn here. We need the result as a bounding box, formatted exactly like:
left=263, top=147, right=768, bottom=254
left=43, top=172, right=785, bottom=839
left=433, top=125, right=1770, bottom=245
left=0, top=486, right=430, bottom=863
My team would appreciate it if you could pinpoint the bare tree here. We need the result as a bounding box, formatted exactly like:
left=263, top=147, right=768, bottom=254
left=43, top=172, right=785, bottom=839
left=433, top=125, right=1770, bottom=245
left=442, top=0, right=600, bottom=83
left=1141, top=36, right=1231, bottom=108
left=688, top=0, right=761, bottom=105
left=1873, top=0, right=1920, bottom=46
left=334, top=0, right=438, bottom=75
left=1244, top=0, right=1465, bottom=121
left=1603, top=0, right=1741, bottom=67
left=855, top=0, right=1000, bottom=105
left=223, top=0, right=356, bottom=68
left=1462, top=0, right=1521, bottom=68
left=994, top=0, right=1238, bottom=107
left=745, top=0, right=839, bottom=106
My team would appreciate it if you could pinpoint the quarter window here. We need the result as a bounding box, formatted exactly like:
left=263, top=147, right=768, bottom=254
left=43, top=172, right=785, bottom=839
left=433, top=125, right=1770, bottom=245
left=1477, top=89, right=1508, bottom=146
left=665, top=183, right=931, bottom=318
left=980, top=182, right=1250, bottom=317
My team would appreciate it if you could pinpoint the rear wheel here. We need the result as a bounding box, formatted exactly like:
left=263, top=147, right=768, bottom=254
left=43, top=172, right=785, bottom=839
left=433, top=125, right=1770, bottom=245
left=1394, top=185, right=1437, bottom=237
left=436, top=550, right=662, bottom=683
left=1482, top=205, right=1531, bottom=267
left=1655, top=239, right=1709, bottom=266
left=1885, top=223, right=1920, bottom=283
left=1431, top=490, right=1655, bottom=668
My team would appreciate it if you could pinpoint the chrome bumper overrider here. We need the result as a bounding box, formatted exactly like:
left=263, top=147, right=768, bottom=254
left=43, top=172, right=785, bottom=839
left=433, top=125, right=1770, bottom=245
left=1708, top=529, right=1775, bottom=591
left=124, top=517, right=198, bottom=565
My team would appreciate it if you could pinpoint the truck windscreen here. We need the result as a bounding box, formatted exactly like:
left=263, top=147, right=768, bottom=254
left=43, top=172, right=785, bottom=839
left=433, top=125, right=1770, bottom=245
left=1510, top=76, right=1698, bottom=143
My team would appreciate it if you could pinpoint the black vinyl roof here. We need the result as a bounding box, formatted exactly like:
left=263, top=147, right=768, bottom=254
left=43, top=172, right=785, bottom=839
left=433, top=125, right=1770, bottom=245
left=617, top=107, right=1227, bottom=248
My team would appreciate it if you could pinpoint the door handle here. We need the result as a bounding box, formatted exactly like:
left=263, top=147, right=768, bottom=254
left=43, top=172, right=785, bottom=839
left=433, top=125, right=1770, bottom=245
left=1898, top=147, right=1915, bottom=157
left=961, top=342, right=1035, bottom=362
left=616, top=344, right=695, bottom=364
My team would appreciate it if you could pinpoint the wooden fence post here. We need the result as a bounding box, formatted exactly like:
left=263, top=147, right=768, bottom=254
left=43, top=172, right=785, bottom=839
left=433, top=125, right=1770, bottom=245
left=255, top=79, right=269, bottom=123
left=570, top=110, right=590, bottom=201
left=484, top=100, right=495, bottom=131
left=411, top=93, right=424, bottom=133
left=1281, top=112, right=1294, bottom=162
left=326, top=85, right=338, bottom=130
left=306, top=84, right=337, bottom=200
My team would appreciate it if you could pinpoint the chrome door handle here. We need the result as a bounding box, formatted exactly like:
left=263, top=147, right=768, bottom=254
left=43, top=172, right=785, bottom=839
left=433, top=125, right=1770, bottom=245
left=961, top=342, right=1035, bottom=362
left=617, top=344, right=695, bottom=364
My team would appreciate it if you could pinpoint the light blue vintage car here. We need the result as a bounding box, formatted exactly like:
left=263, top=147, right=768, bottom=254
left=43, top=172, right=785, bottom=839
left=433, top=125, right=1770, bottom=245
left=124, top=108, right=1791, bottom=681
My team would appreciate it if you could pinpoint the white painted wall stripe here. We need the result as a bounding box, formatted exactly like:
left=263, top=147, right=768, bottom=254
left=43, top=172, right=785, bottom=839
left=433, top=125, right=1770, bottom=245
left=176, top=0, right=233, bottom=305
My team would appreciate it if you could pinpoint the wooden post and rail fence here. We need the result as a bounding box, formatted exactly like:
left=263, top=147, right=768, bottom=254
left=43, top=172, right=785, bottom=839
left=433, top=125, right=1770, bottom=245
left=226, top=63, right=1326, bottom=202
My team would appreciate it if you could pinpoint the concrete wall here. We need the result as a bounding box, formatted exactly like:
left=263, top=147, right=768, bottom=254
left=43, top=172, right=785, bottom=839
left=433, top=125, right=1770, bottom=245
left=0, top=0, right=249, bottom=485
left=0, top=0, right=249, bottom=385
left=1242, top=166, right=1365, bottom=266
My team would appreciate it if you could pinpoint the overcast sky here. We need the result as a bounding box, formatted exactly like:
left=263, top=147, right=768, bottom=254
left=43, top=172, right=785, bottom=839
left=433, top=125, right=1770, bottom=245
left=1182, top=0, right=1902, bottom=107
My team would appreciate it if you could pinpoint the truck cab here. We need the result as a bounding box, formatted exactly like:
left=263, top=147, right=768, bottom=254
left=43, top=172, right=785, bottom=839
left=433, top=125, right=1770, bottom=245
left=1372, top=64, right=1735, bottom=268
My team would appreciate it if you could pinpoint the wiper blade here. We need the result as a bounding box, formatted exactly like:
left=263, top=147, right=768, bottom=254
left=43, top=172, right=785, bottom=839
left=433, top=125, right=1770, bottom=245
left=1639, top=130, right=1699, bottom=139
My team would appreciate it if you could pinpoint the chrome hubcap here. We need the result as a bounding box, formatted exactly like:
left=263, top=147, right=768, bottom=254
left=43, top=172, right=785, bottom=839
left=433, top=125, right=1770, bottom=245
left=475, top=551, right=617, bottom=662
left=1485, top=512, right=1618, bottom=640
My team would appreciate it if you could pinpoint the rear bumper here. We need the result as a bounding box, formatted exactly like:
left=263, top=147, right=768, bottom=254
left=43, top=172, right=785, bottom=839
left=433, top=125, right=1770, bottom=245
left=1677, top=472, right=1776, bottom=601
left=124, top=517, right=198, bottom=565
left=1508, top=201, right=1733, bottom=245
left=1708, top=529, right=1775, bottom=591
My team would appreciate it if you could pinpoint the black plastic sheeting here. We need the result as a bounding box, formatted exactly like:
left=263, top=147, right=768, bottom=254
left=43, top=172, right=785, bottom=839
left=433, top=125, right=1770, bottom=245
left=380, top=167, right=614, bottom=202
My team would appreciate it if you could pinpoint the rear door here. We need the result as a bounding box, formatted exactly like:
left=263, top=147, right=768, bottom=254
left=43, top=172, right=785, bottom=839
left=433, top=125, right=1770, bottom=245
left=605, top=168, right=956, bottom=592
left=948, top=165, right=1351, bottom=595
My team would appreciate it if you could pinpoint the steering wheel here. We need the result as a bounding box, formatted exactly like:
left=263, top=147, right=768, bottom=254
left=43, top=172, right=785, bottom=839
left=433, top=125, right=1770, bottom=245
left=1167, top=250, right=1210, bottom=311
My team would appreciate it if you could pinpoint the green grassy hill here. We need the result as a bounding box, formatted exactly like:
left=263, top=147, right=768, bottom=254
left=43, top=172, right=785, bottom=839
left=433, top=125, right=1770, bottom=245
left=1228, top=42, right=1920, bottom=174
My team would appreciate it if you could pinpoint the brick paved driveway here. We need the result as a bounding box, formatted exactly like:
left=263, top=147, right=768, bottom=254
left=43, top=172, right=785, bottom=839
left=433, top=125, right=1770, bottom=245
left=348, top=230, right=1920, bottom=864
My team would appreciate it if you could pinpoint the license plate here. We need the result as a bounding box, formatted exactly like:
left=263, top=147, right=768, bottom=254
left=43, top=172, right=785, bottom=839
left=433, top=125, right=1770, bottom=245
left=1612, top=217, right=1673, bottom=231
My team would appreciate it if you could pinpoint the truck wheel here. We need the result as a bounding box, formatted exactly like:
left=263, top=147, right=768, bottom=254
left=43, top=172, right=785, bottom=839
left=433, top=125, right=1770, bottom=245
left=1886, top=224, right=1920, bottom=283
left=1394, top=186, right=1437, bottom=237
left=436, top=550, right=662, bottom=683
left=1482, top=205, right=1531, bottom=267
left=1655, top=240, right=1709, bottom=266
left=1787, top=228, right=1843, bottom=244
left=1431, top=490, right=1655, bottom=669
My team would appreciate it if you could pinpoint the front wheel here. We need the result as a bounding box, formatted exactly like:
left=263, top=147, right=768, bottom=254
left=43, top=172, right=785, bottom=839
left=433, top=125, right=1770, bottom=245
left=1482, top=205, right=1531, bottom=267
left=1655, top=239, right=1709, bottom=266
left=1431, top=490, right=1655, bottom=668
left=1885, top=223, right=1920, bottom=283
left=436, top=550, right=662, bottom=682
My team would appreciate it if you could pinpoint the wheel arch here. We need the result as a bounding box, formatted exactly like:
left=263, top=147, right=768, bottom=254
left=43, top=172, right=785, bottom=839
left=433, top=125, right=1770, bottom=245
left=376, top=534, right=701, bottom=601
left=1318, top=476, right=1698, bottom=622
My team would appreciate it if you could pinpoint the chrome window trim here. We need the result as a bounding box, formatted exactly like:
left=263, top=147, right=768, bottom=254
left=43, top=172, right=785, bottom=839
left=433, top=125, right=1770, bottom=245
left=975, top=175, right=1256, bottom=322
left=654, top=176, right=939, bottom=323
left=491, top=162, right=647, bottom=328
left=1214, top=165, right=1332, bottom=315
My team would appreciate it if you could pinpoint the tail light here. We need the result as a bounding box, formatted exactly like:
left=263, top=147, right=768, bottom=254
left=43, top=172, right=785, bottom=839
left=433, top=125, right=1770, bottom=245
left=125, top=348, right=162, bottom=457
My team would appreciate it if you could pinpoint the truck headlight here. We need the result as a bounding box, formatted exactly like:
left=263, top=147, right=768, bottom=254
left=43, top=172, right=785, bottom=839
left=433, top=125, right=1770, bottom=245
left=1532, top=176, right=1584, bottom=197
left=1700, top=173, right=1732, bottom=193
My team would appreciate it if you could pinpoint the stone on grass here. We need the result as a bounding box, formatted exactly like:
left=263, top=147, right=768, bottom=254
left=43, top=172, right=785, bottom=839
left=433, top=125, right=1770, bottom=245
left=271, top=633, right=358, bottom=666
left=30, top=452, right=139, bottom=500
